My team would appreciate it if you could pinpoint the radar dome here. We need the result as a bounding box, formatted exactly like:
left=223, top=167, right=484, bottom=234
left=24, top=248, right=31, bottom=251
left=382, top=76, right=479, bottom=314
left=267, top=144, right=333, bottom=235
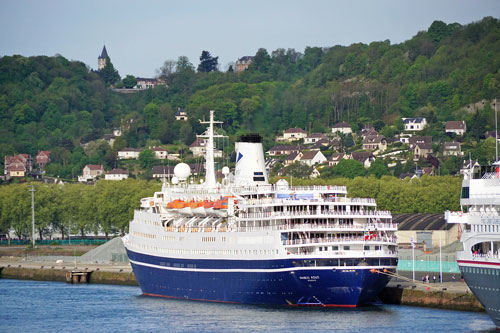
left=174, top=163, right=191, bottom=180
left=222, top=166, right=230, bottom=175
left=171, top=176, right=179, bottom=185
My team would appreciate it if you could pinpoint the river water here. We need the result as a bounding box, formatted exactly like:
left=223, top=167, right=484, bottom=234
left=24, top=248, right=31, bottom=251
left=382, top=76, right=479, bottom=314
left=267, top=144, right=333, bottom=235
left=0, top=279, right=496, bottom=332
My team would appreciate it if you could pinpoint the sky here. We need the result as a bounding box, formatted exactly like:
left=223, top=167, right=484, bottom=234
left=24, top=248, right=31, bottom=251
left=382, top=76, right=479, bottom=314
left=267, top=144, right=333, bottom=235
left=1, top=0, right=499, bottom=78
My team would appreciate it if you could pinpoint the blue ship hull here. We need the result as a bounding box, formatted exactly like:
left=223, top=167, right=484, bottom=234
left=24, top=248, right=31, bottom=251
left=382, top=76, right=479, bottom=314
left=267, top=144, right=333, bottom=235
left=126, top=249, right=393, bottom=306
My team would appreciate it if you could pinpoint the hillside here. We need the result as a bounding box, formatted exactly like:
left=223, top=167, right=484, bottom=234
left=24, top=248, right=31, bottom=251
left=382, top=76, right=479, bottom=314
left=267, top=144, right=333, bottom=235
left=0, top=17, right=499, bottom=179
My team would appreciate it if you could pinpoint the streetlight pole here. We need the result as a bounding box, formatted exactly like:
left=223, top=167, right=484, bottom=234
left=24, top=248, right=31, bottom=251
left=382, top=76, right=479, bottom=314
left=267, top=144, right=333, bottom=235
left=495, top=98, right=498, bottom=162
left=29, top=185, right=36, bottom=247
left=411, top=236, right=415, bottom=282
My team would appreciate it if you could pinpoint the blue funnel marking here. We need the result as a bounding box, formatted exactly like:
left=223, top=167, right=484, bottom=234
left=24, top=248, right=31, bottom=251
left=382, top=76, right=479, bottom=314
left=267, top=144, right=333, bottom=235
left=236, top=152, right=243, bottom=163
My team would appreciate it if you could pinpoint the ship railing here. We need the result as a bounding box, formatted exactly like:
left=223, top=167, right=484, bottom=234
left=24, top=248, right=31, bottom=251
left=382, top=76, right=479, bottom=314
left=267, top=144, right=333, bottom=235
left=471, top=252, right=500, bottom=260
left=234, top=222, right=396, bottom=232
left=241, top=196, right=376, bottom=206
left=226, top=184, right=348, bottom=194
left=481, top=172, right=500, bottom=180
left=283, top=235, right=397, bottom=246
left=468, top=193, right=500, bottom=198
left=238, top=210, right=392, bottom=219
left=286, top=250, right=398, bottom=257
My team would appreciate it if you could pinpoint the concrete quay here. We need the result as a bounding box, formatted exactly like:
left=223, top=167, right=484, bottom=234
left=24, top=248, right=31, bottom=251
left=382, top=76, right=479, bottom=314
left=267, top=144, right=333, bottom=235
left=379, top=279, right=483, bottom=312
left=0, top=258, right=137, bottom=286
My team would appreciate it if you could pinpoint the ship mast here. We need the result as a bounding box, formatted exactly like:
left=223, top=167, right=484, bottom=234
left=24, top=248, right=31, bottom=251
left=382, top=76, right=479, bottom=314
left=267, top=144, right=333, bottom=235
left=198, top=110, right=225, bottom=188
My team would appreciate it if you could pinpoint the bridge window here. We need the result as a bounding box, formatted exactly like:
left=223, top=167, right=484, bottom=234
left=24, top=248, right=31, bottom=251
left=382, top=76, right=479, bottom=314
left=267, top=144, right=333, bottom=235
left=461, top=187, right=469, bottom=199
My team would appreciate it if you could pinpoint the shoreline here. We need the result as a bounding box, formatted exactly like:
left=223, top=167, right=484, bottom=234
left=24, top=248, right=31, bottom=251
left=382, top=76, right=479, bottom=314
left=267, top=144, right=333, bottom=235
left=0, top=258, right=483, bottom=312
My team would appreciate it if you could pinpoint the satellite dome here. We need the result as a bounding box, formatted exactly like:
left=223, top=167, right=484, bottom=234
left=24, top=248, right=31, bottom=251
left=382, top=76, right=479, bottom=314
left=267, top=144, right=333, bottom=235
left=174, top=163, right=191, bottom=180
left=171, top=176, right=179, bottom=185
left=222, top=166, right=230, bottom=175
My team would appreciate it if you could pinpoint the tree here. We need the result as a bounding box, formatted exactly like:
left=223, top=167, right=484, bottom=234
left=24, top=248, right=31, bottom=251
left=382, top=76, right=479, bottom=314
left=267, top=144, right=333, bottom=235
left=323, top=159, right=366, bottom=179
left=98, top=57, right=120, bottom=85
left=138, top=149, right=155, bottom=169
left=197, top=51, right=219, bottom=72
left=122, top=75, right=137, bottom=89
left=251, top=48, right=272, bottom=73
left=393, top=160, right=403, bottom=177
left=283, top=162, right=313, bottom=179
left=367, top=159, right=390, bottom=178
left=156, top=59, right=177, bottom=85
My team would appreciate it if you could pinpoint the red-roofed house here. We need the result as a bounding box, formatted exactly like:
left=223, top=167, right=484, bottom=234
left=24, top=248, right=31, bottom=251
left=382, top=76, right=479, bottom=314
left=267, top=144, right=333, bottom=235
left=36, top=150, right=51, bottom=170
left=445, top=121, right=466, bottom=135
left=78, top=164, right=104, bottom=182
left=4, top=154, right=32, bottom=178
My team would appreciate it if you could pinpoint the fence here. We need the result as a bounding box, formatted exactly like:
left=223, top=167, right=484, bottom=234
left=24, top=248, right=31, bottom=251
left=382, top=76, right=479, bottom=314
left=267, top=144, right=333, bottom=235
left=397, top=259, right=460, bottom=273
left=0, top=239, right=108, bottom=246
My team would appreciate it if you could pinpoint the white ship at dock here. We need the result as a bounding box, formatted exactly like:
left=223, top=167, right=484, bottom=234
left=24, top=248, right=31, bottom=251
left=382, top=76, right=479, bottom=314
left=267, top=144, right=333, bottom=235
left=446, top=161, right=500, bottom=328
left=123, top=110, right=398, bottom=306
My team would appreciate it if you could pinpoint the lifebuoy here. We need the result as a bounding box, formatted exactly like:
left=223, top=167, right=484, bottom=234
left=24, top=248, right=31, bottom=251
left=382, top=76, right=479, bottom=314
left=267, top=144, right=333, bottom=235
left=150, top=201, right=154, bottom=206
left=458, top=211, right=463, bottom=217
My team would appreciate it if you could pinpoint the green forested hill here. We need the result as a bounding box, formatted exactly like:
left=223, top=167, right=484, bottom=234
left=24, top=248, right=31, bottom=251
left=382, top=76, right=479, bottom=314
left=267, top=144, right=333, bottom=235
left=1, top=17, right=499, bottom=179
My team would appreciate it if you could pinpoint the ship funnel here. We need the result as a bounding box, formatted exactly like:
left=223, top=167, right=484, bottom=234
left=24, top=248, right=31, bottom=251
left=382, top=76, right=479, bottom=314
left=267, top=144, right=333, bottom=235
left=234, top=134, right=268, bottom=186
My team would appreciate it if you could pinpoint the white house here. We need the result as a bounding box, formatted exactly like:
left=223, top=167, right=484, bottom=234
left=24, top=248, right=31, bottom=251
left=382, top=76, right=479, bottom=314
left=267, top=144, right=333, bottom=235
left=105, top=168, right=129, bottom=180
left=445, top=121, right=466, bottom=136
left=403, top=118, right=427, bottom=131
left=304, top=133, right=327, bottom=145
left=300, top=150, right=327, bottom=166
left=279, top=128, right=307, bottom=142
left=118, top=148, right=141, bottom=159
left=331, top=122, right=352, bottom=135
left=151, top=147, right=168, bottom=159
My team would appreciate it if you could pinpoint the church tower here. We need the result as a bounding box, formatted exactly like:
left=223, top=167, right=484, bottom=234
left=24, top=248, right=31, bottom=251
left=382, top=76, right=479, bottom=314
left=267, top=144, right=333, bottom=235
left=98, top=45, right=108, bottom=71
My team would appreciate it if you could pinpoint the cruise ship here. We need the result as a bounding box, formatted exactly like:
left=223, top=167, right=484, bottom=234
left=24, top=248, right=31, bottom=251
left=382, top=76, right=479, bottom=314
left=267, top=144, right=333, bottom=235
left=446, top=161, right=500, bottom=328
left=123, top=110, right=398, bottom=306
